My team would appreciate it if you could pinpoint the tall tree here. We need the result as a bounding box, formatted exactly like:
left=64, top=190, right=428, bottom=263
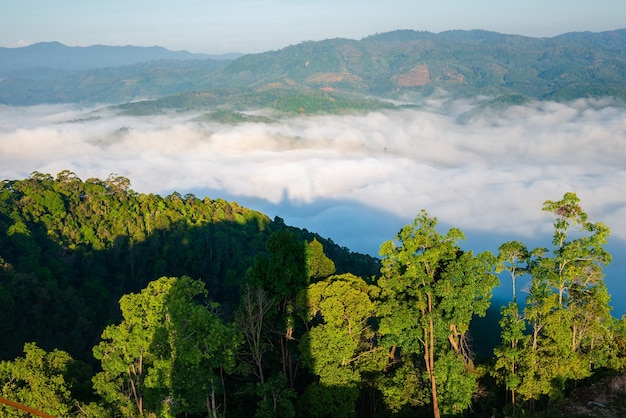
left=247, top=230, right=309, bottom=389
left=511, top=193, right=614, bottom=408
left=377, top=211, right=498, bottom=418
left=493, top=241, right=530, bottom=414
left=235, top=284, right=274, bottom=385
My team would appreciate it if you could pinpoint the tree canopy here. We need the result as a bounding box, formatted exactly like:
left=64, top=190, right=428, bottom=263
left=0, top=173, right=625, bottom=417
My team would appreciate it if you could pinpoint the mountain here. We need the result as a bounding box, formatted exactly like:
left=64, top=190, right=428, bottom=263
left=0, top=41, right=236, bottom=74
left=207, top=28, right=626, bottom=100
left=0, top=59, right=232, bottom=105
left=1, top=29, right=626, bottom=108
left=0, top=42, right=238, bottom=105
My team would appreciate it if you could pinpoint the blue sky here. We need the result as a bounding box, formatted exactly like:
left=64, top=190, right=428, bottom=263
left=2, top=0, right=626, bottom=53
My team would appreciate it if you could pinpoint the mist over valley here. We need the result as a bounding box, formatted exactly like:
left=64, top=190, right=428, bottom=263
left=2, top=96, right=625, bottom=312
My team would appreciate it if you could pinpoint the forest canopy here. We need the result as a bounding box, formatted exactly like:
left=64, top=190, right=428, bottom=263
left=0, top=172, right=625, bottom=417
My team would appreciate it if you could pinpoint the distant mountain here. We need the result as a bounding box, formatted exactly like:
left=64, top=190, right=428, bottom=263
left=0, top=41, right=237, bottom=74
left=1, top=29, right=626, bottom=109
left=0, top=59, right=232, bottom=105
left=209, top=28, right=626, bottom=101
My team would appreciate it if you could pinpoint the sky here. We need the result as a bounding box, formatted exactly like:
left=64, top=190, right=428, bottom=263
left=2, top=0, right=626, bottom=53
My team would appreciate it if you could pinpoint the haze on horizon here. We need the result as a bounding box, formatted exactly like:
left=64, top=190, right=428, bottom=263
left=3, top=0, right=626, bottom=54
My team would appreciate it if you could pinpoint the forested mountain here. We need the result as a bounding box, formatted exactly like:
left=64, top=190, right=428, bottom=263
left=1, top=173, right=625, bottom=417
left=1, top=29, right=625, bottom=108
left=0, top=59, right=233, bottom=106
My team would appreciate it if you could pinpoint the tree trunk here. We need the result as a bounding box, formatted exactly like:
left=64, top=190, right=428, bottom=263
left=427, top=323, right=440, bottom=417
left=425, top=292, right=440, bottom=418
left=207, top=381, right=219, bottom=418
left=281, top=334, right=295, bottom=388
left=220, top=367, right=227, bottom=418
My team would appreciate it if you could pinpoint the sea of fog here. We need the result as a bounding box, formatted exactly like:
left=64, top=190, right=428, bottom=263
left=1, top=99, right=625, bottom=314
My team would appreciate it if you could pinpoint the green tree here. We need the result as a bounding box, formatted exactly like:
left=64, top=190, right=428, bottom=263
left=306, top=238, right=336, bottom=281
left=492, top=241, right=530, bottom=414
left=0, top=343, right=81, bottom=417
left=93, top=276, right=238, bottom=417
left=540, top=192, right=611, bottom=308
left=512, top=193, right=614, bottom=409
left=377, top=211, right=498, bottom=418
left=165, top=278, right=240, bottom=418
left=247, top=230, right=309, bottom=389
left=298, top=273, right=382, bottom=417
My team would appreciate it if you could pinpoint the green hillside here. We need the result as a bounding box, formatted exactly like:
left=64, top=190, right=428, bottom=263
left=2, top=29, right=626, bottom=110
left=0, top=172, right=379, bottom=364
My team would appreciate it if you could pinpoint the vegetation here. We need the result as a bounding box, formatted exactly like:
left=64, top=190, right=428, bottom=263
left=377, top=212, right=498, bottom=417
left=2, top=29, right=626, bottom=109
left=0, top=172, right=625, bottom=417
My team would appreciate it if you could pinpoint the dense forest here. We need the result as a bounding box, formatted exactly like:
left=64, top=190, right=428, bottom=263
left=0, top=172, right=625, bottom=417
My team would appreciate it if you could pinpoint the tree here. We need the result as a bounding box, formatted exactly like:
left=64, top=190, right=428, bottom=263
left=93, top=276, right=239, bottom=417
left=306, top=238, right=336, bottom=281
left=297, top=273, right=382, bottom=417
left=493, top=241, right=530, bottom=414
left=165, top=278, right=240, bottom=418
left=0, top=343, right=81, bottom=417
left=234, top=285, right=297, bottom=416
left=540, top=192, right=610, bottom=308
left=377, top=211, right=498, bottom=418
left=496, top=241, right=529, bottom=304
left=247, top=230, right=309, bottom=389
left=235, top=284, right=275, bottom=385
left=508, top=193, right=614, bottom=409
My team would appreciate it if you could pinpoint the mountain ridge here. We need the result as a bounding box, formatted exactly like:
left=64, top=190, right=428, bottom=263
left=0, top=41, right=239, bottom=73
left=1, top=28, right=626, bottom=108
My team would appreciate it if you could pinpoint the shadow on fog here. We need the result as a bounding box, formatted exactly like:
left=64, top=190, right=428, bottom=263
left=183, top=186, right=409, bottom=256
left=186, top=186, right=626, bottom=316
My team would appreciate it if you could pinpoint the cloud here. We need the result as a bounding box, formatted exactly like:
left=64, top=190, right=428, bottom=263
left=1, top=100, right=625, bottom=247
left=4, top=99, right=626, bottom=313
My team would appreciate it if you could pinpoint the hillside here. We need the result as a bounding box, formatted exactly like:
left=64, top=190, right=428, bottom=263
left=1, top=174, right=625, bottom=417
left=206, top=29, right=626, bottom=101
left=0, top=172, right=379, bottom=364
left=1, top=29, right=625, bottom=109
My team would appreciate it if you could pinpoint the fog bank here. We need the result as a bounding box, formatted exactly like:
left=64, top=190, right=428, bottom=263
left=1, top=99, right=625, bottom=310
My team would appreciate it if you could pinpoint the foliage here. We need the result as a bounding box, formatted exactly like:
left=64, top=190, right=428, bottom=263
left=306, top=238, right=337, bottom=281
left=377, top=210, right=498, bottom=417
left=92, top=276, right=239, bottom=417
left=1, top=172, right=626, bottom=417
left=0, top=343, right=88, bottom=417
left=298, top=273, right=381, bottom=416
left=0, top=172, right=378, bottom=366
left=493, top=193, right=617, bottom=415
